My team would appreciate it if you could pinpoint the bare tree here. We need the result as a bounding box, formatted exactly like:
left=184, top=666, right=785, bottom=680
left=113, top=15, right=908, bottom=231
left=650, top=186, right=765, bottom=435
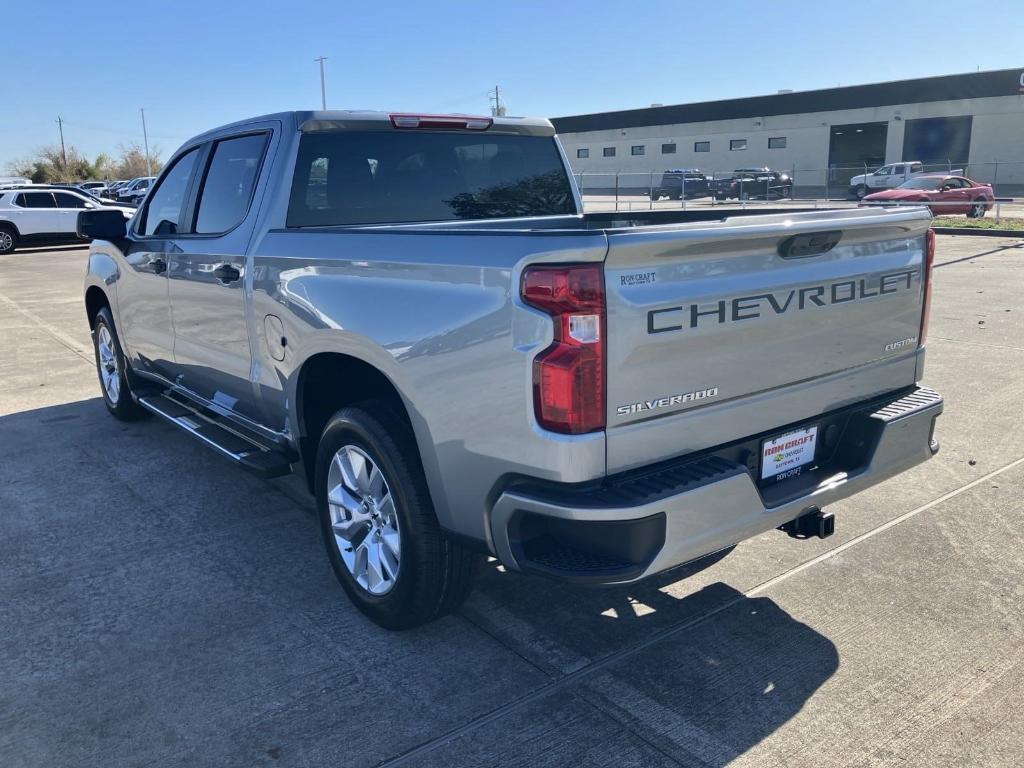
left=112, top=143, right=163, bottom=179
left=6, top=142, right=163, bottom=183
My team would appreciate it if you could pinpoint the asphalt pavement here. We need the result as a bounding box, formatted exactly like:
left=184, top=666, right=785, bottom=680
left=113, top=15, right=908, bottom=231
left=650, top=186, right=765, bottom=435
left=1, top=235, right=1023, bottom=767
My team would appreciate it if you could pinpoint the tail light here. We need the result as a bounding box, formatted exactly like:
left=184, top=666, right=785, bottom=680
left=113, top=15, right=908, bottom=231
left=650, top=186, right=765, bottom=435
left=521, top=264, right=605, bottom=434
left=919, top=228, right=936, bottom=346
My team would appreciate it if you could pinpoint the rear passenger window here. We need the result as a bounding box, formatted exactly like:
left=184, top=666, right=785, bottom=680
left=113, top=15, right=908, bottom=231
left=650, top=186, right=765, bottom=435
left=194, top=134, right=268, bottom=234
left=140, top=148, right=199, bottom=236
left=54, top=193, right=87, bottom=208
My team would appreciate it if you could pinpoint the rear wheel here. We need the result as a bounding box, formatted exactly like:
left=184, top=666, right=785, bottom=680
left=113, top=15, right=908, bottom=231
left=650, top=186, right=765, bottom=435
left=92, top=307, right=148, bottom=420
left=969, top=199, right=986, bottom=219
left=0, top=225, right=17, bottom=254
left=315, top=402, right=482, bottom=629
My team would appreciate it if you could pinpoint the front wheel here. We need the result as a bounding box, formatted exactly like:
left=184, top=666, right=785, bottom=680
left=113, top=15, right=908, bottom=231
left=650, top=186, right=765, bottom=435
left=315, top=403, right=482, bottom=630
left=0, top=226, right=18, bottom=254
left=854, top=184, right=869, bottom=200
left=92, top=308, right=148, bottom=421
left=969, top=199, right=986, bottom=219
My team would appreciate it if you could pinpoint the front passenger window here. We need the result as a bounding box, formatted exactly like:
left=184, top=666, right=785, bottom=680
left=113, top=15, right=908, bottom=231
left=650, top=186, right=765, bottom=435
left=141, top=149, right=199, bottom=236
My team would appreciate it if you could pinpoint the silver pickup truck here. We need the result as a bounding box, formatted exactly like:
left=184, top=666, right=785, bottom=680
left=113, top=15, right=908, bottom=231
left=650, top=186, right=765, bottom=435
left=80, top=111, right=942, bottom=629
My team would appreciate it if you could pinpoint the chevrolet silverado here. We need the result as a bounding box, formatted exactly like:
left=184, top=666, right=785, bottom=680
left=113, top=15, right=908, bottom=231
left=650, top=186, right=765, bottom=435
left=79, top=110, right=942, bottom=629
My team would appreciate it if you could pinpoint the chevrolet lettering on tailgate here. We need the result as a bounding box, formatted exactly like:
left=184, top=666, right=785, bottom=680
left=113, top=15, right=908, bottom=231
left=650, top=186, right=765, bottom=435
left=647, top=270, right=916, bottom=334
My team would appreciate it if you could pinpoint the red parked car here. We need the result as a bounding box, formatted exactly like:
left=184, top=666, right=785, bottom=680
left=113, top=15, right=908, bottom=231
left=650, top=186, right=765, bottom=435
left=860, top=175, right=994, bottom=217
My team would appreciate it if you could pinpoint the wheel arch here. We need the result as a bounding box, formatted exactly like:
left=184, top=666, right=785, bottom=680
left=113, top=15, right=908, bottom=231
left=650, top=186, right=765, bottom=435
left=84, top=285, right=111, bottom=330
left=0, top=219, right=21, bottom=236
left=292, top=351, right=443, bottom=517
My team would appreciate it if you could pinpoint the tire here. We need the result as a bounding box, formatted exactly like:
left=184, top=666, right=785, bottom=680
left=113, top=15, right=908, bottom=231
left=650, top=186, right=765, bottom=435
left=0, top=225, right=18, bottom=254
left=854, top=184, right=869, bottom=200
left=92, top=307, right=148, bottom=421
left=969, top=199, right=986, bottom=219
left=315, top=402, right=483, bottom=630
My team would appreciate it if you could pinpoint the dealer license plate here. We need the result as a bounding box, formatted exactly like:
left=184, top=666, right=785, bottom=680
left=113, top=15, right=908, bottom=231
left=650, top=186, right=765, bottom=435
left=760, top=426, right=818, bottom=482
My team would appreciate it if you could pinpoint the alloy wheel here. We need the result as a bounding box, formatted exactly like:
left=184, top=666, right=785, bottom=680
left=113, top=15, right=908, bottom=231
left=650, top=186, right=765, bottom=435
left=326, top=444, right=401, bottom=595
left=96, top=324, right=120, bottom=404
left=0, top=231, right=13, bottom=252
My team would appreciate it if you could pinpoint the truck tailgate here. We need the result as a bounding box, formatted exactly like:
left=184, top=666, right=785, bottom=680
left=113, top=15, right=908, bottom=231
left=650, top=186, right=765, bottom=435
left=603, top=207, right=931, bottom=473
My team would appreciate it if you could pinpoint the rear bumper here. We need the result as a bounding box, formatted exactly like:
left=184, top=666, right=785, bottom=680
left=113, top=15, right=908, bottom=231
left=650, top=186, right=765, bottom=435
left=490, top=386, right=942, bottom=584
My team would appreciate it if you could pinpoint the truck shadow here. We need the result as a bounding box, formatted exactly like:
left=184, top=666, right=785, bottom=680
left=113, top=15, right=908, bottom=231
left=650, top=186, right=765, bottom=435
left=2, top=397, right=838, bottom=767
left=462, top=561, right=839, bottom=765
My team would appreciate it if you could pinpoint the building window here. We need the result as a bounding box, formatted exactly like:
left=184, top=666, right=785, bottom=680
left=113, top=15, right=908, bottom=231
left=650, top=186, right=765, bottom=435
left=661, top=143, right=677, bottom=154
left=577, top=148, right=589, bottom=159
left=603, top=147, right=616, bottom=157
left=694, top=141, right=710, bottom=153
left=631, top=145, right=645, bottom=156
left=730, top=139, right=747, bottom=151
left=768, top=137, right=787, bottom=149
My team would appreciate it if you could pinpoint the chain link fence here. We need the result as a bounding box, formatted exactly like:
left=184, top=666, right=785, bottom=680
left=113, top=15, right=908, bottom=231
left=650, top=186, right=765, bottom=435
left=574, top=161, right=1024, bottom=216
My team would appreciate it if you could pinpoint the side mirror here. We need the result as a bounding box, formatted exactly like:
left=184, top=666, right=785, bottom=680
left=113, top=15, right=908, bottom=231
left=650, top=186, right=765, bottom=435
left=78, top=209, right=128, bottom=241
left=84, top=202, right=95, bottom=209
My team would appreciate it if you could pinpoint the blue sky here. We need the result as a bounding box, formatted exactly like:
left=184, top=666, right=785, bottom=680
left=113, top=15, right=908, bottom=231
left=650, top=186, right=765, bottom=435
left=2, top=0, right=1022, bottom=165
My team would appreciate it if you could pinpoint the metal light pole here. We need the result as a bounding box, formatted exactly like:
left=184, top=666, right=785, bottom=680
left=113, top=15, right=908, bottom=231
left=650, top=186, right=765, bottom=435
left=315, top=56, right=328, bottom=110
left=140, top=108, right=152, bottom=176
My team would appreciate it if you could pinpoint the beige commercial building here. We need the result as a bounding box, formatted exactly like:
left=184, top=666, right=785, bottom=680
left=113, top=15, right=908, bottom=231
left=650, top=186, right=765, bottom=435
left=552, top=68, right=1024, bottom=195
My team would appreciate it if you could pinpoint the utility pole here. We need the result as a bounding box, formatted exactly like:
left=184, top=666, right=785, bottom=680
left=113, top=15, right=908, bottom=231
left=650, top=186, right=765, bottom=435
left=315, top=56, right=328, bottom=110
left=140, top=108, right=153, bottom=176
left=55, top=116, right=67, bottom=168
left=489, top=86, right=506, bottom=117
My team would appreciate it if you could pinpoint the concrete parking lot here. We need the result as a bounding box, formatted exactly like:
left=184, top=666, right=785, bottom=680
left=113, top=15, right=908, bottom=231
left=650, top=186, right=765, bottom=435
left=2, top=235, right=1023, bottom=767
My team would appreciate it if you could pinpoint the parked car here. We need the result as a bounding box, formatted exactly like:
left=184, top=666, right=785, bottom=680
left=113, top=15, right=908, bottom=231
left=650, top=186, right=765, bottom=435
left=0, top=177, right=33, bottom=189
left=101, top=181, right=129, bottom=199
left=79, top=109, right=942, bottom=629
left=649, top=169, right=710, bottom=200
left=846, top=161, right=967, bottom=199
left=116, top=176, right=156, bottom=205
left=712, top=168, right=793, bottom=200
left=78, top=181, right=109, bottom=196
left=0, top=187, right=134, bottom=253
left=860, top=175, right=994, bottom=218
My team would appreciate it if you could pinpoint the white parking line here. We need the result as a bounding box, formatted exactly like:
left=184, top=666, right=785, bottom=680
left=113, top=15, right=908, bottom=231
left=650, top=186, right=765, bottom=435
left=0, top=290, right=93, bottom=364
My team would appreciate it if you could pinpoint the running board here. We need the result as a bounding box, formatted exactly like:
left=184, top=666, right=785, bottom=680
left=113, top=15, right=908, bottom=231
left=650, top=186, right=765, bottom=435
left=137, top=392, right=294, bottom=479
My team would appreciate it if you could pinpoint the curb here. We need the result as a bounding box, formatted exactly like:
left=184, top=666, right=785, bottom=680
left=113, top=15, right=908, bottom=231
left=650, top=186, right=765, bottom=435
left=931, top=227, right=1023, bottom=238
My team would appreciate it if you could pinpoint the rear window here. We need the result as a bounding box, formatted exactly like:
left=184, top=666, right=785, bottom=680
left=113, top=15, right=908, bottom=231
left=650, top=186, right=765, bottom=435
left=287, top=131, right=576, bottom=227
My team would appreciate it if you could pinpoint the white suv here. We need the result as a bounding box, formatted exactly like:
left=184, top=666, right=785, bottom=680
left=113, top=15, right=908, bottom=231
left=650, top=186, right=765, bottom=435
left=0, top=188, right=134, bottom=254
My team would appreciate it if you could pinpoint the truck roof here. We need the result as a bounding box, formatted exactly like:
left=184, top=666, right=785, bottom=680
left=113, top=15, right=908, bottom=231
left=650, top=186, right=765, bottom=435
left=184, top=110, right=556, bottom=147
